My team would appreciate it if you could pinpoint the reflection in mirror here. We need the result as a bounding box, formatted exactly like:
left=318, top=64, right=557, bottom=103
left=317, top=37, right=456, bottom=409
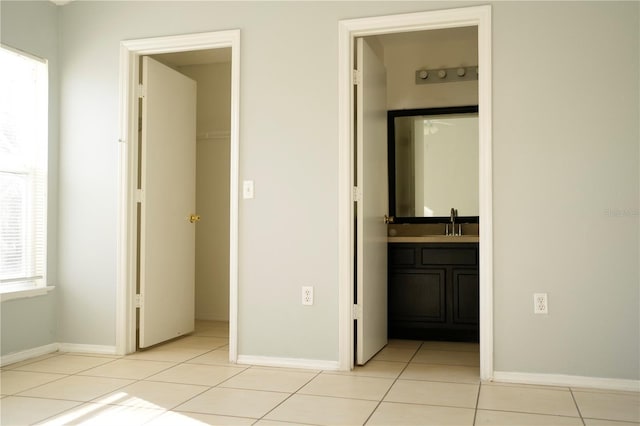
left=389, top=106, right=478, bottom=222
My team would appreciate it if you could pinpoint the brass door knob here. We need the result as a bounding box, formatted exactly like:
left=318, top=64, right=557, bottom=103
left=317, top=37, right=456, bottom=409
left=189, top=214, right=201, bottom=223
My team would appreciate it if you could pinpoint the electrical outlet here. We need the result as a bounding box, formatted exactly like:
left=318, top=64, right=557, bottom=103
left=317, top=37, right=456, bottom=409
left=534, top=293, right=548, bottom=314
left=302, top=286, right=313, bottom=306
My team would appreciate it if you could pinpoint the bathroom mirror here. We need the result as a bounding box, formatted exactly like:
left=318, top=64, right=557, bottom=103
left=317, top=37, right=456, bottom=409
left=388, top=106, right=479, bottom=223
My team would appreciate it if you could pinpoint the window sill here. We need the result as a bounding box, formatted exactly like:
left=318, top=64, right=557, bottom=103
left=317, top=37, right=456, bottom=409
left=0, top=286, right=55, bottom=302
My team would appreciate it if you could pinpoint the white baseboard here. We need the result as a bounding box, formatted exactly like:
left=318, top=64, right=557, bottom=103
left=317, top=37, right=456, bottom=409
left=493, top=371, right=640, bottom=392
left=1, top=343, right=60, bottom=367
left=237, top=355, right=340, bottom=371
left=58, top=343, right=117, bottom=355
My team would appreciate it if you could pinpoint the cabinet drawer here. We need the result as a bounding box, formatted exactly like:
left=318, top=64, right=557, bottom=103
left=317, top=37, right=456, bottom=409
left=389, top=246, right=416, bottom=266
left=420, top=247, right=477, bottom=265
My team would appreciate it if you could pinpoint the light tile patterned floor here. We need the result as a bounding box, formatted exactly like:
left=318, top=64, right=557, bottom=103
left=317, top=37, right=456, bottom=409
left=1, top=320, right=638, bottom=425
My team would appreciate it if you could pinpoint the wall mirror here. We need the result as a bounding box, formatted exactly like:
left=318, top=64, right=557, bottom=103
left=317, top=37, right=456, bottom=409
left=388, top=106, right=479, bottom=223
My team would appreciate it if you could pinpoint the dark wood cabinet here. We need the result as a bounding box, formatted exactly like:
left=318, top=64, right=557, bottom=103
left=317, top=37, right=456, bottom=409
left=388, top=243, right=479, bottom=342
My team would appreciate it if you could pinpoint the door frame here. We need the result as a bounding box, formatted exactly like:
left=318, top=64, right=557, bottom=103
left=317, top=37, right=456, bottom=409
left=115, top=30, right=241, bottom=361
left=337, top=6, right=493, bottom=379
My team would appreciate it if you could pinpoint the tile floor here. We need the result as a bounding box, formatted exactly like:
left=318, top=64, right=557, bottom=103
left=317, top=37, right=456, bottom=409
left=1, top=321, right=638, bottom=425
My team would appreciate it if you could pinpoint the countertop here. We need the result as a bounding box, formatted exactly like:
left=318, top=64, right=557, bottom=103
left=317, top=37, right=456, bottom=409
left=388, top=235, right=480, bottom=243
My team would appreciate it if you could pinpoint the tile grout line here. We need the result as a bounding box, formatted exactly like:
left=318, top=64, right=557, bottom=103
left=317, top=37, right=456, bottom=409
left=472, top=381, right=482, bottom=425
left=569, top=387, right=587, bottom=426
left=473, top=407, right=590, bottom=420
left=3, top=370, right=73, bottom=396
left=16, top=396, right=86, bottom=425
left=361, top=341, right=423, bottom=425
left=253, top=368, right=325, bottom=424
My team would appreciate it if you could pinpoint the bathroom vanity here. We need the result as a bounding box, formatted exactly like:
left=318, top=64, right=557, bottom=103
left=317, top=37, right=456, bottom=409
left=387, top=239, right=479, bottom=342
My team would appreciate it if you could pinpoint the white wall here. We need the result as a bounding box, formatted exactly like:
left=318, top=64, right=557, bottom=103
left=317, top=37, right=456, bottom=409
left=381, top=26, right=478, bottom=110
left=179, top=62, right=232, bottom=322
left=0, top=0, right=59, bottom=356
left=6, top=1, right=636, bottom=380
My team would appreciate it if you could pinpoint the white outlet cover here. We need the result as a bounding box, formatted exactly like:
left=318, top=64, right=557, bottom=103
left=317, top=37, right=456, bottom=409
left=243, top=180, right=254, bottom=199
left=534, top=293, right=548, bottom=314
left=302, top=286, right=313, bottom=306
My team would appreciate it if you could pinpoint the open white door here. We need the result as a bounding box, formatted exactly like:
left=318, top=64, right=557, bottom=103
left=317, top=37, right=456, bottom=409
left=139, top=56, right=197, bottom=348
left=356, top=38, right=388, bottom=364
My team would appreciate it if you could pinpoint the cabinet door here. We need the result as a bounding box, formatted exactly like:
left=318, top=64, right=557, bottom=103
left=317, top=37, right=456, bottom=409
left=453, top=269, right=479, bottom=324
left=389, top=269, right=446, bottom=322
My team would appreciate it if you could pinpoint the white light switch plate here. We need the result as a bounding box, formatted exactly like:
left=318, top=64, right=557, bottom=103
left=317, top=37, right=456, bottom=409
left=243, top=180, right=254, bottom=199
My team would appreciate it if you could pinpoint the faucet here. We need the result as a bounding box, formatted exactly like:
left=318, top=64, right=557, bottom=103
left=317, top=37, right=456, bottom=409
left=448, top=208, right=461, bottom=236
left=450, top=208, right=456, bottom=235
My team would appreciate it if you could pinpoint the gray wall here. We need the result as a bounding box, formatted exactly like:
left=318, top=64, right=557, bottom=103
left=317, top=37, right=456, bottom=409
left=492, top=2, right=639, bottom=379
left=0, top=1, right=59, bottom=356
left=2, top=1, right=638, bottom=380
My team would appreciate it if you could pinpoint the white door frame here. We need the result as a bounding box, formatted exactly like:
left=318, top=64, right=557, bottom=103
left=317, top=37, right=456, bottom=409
left=337, top=6, right=493, bottom=379
left=115, top=30, right=241, bottom=362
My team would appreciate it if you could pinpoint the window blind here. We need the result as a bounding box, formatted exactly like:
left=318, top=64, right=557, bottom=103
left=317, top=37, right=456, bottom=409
left=0, top=46, right=47, bottom=289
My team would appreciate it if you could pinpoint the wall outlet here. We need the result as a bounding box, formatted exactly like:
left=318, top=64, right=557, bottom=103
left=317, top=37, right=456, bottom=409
left=534, top=293, right=548, bottom=314
left=302, top=286, right=313, bottom=306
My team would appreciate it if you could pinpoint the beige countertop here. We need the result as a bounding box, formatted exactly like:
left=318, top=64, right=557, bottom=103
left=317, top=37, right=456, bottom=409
left=388, top=235, right=479, bottom=243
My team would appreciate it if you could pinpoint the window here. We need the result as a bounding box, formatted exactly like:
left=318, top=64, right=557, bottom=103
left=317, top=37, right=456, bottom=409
left=0, top=45, right=48, bottom=293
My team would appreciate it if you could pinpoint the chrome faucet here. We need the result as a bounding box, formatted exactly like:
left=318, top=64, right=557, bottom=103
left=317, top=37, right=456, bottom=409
left=449, top=208, right=460, bottom=236
left=450, top=208, right=455, bottom=235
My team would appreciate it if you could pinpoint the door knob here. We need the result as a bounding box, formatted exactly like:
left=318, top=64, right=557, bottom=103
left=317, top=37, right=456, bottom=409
left=189, top=214, right=201, bottom=223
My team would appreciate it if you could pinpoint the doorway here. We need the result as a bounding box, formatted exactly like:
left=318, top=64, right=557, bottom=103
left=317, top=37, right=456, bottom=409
left=151, top=48, right=233, bottom=325
left=136, top=49, right=232, bottom=348
left=337, top=7, right=493, bottom=379
left=116, top=31, right=241, bottom=362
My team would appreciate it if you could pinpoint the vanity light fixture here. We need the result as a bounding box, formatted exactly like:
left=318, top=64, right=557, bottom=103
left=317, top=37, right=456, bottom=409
left=415, top=65, right=478, bottom=85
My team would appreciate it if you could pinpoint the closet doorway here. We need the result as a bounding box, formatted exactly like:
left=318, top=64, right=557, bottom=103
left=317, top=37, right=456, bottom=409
left=116, top=31, right=241, bottom=362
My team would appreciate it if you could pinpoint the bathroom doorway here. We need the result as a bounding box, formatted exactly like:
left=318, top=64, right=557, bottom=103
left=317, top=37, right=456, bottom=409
left=338, top=6, right=493, bottom=379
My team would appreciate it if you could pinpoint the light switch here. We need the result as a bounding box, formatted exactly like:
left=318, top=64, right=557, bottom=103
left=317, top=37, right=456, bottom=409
left=243, top=180, right=254, bottom=199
